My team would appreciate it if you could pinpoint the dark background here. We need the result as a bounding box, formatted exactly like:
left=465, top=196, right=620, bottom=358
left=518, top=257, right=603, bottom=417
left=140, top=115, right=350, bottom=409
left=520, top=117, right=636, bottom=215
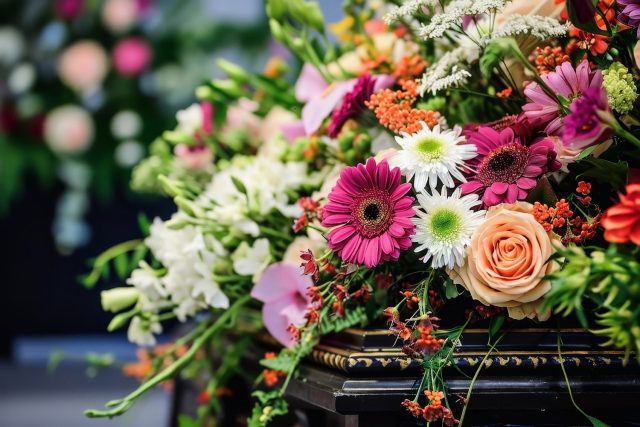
left=0, top=177, right=173, bottom=356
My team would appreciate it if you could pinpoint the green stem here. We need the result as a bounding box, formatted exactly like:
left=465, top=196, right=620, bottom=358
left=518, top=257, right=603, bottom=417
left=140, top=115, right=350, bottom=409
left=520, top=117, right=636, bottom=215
left=458, top=332, right=504, bottom=427
left=259, top=225, right=292, bottom=241
left=83, top=239, right=143, bottom=289
left=85, top=295, right=251, bottom=418
left=557, top=334, right=610, bottom=427
left=614, top=124, right=640, bottom=149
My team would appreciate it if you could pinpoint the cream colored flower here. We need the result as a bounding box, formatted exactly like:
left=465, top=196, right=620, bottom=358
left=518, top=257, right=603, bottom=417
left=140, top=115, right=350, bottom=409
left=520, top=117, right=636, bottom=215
left=449, top=202, right=562, bottom=320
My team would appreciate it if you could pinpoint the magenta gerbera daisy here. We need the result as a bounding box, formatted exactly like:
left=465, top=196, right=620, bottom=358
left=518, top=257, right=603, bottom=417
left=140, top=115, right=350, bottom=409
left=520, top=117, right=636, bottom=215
left=522, top=60, right=603, bottom=135
left=460, top=126, right=561, bottom=207
left=322, top=158, right=415, bottom=268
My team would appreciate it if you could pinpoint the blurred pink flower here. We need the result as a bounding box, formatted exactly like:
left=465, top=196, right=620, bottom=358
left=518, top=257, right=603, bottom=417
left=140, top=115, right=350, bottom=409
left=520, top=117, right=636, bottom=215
left=58, top=40, right=108, bottom=93
left=251, top=262, right=313, bottom=348
left=174, top=144, right=213, bottom=170
left=102, top=0, right=139, bottom=34
left=522, top=60, right=603, bottom=135
left=44, top=105, right=94, bottom=154
left=112, top=37, right=151, bottom=77
left=55, top=0, right=84, bottom=20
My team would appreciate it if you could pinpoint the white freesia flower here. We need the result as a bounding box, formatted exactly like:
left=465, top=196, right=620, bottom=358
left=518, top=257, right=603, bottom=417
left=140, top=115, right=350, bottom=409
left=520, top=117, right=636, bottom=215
left=383, top=0, right=438, bottom=24
left=232, top=238, right=271, bottom=282
left=175, top=103, right=204, bottom=135
left=127, top=260, right=166, bottom=300
left=391, top=123, right=476, bottom=191
left=412, top=187, right=486, bottom=269
left=127, top=316, right=162, bottom=347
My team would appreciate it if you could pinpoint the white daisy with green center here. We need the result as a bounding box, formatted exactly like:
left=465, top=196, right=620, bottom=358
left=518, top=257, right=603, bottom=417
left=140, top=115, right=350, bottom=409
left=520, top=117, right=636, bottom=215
left=391, top=122, right=477, bottom=191
left=412, top=187, right=486, bottom=269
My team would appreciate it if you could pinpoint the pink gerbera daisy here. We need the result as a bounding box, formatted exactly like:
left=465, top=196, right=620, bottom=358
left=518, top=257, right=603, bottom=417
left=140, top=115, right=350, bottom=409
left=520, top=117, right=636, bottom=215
left=522, top=60, right=603, bottom=135
left=460, top=126, right=560, bottom=207
left=322, top=158, right=415, bottom=268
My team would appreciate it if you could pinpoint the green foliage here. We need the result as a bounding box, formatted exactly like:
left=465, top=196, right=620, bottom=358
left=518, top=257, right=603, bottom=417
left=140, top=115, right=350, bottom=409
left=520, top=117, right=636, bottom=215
left=543, top=245, right=640, bottom=364
left=80, top=240, right=146, bottom=289
left=317, top=305, right=368, bottom=335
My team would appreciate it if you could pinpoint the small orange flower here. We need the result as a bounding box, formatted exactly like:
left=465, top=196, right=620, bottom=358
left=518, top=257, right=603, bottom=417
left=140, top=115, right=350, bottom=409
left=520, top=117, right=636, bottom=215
left=602, top=184, right=640, bottom=245
left=496, top=87, right=513, bottom=98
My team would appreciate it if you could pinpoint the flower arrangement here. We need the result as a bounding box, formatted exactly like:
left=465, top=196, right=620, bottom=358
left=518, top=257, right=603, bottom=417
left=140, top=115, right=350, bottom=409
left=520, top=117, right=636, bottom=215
left=0, top=0, right=269, bottom=251
left=83, top=0, right=640, bottom=425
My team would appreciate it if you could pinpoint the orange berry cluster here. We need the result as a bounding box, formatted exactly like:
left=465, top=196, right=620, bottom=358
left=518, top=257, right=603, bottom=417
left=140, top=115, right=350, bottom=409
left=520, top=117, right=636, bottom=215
left=530, top=46, right=570, bottom=75
left=532, top=181, right=601, bottom=243
left=400, top=290, right=420, bottom=309
left=393, top=54, right=428, bottom=81
left=366, top=79, right=441, bottom=134
left=262, top=352, right=285, bottom=387
left=401, top=391, right=458, bottom=425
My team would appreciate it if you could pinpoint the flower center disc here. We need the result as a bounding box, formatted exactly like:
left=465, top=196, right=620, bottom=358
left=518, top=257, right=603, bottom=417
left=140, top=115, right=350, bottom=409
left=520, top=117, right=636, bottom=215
left=479, top=143, right=529, bottom=185
left=352, top=191, right=393, bottom=238
left=415, top=137, right=444, bottom=162
left=429, top=208, right=461, bottom=243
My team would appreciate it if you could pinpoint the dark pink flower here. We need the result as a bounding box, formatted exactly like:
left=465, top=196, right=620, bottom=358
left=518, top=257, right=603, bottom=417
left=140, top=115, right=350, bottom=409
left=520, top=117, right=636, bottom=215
left=562, top=86, right=614, bottom=150
left=328, top=73, right=376, bottom=138
left=461, top=127, right=561, bottom=207
left=522, top=60, right=603, bottom=135
left=55, top=0, right=84, bottom=20
left=251, top=262, right=313, bottom=348
left=322, top=158, right=415, bottom=267
left=112, top=37, right=152, bottom=77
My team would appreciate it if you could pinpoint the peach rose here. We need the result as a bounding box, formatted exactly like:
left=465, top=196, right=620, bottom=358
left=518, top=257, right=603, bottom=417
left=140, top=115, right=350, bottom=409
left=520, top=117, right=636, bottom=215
left=449, top=202, right=562, bottom=320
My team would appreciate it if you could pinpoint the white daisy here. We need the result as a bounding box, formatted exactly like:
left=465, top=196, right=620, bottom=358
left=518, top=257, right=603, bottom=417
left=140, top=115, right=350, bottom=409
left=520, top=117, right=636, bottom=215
left=411, top=187, right=485, bottom=269
left=392, top=123, right=476, bottom=191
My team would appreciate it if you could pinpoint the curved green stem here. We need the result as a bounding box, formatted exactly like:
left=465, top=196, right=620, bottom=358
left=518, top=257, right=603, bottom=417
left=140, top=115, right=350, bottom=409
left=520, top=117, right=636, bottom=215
left=85, top=294, right=251, bottom=418
left=458, top=332, right=504, bottom=426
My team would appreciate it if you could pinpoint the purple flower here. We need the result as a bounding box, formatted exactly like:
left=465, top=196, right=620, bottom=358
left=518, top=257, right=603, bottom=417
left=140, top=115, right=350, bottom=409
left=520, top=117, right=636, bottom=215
left=461, top=127, right=561, bottom=207
left=327, top=73, right=376, bottom=137
left=618, top=0, right=640, bottom=38
left=562, top=86, right=615, bottom=151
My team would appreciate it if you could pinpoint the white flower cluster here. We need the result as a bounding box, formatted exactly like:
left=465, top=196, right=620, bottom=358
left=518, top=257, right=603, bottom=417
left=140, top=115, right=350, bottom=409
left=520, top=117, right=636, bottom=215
left=419, top=46, right=470, bottom=95
left=196, top=155, right=307, bottom=236
left=126, top=218, right=229, bottom=345
left=489, top=15, right=569, bottom=42
left=383, top=0, right=437, bottom=24
left=418, top=0, right=509, bottom=39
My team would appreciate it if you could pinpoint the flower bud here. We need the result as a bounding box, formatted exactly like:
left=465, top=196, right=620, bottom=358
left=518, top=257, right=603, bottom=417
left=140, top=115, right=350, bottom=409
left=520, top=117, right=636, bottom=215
left=101, top=287, right=139, bottom=313
left=216, top=59, right=249, bottom=84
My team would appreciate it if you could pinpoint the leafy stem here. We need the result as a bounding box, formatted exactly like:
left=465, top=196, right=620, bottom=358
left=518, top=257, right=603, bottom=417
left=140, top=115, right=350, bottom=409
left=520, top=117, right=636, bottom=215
left=85, top=294, right=252, bottom=419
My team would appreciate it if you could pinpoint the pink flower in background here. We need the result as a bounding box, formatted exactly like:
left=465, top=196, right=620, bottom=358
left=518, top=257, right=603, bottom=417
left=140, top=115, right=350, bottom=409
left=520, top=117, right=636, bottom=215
left=174, top=144, right=213, bottom=170
left=44, top=105, right=95, bottom=154
left=112, top=37, right=151, bottom=77
left=251, top=262, right=313, bottom=348
left=55, top=0, right=84, bottom=20
left=522, top=60, right=603, bottom=135
left=461, top=126, right=560, bottom=207
left=102, top=0, right=139, bottom=34
left=562, top=86, right=615, bottom=151
left=58, top=40, right=108, bottom=93
left=322, top=158, right=415, bottom=268
left=294, top=64, right=394, bottom=137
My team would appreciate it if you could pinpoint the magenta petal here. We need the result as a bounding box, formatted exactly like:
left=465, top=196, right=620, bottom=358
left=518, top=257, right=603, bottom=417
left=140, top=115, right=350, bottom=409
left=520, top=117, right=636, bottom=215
left=490, top=182, right=509, bottom=195
left=328, top=225, right=357, bottom=244
left=460, top=180, right=483, bottom=193
left=482, top=188, right=502, bottom=206
left=517, top=177, right=537, bottom=190
left=506, top=184, right=519, bottom=203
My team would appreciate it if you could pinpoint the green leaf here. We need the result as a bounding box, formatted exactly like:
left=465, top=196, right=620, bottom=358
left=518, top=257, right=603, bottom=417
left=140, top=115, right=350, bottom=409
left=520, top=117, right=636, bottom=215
left=114, top=254, right=129, bottom=279
left=230, top=175, right=248, bottom=195
left=576, top=158, right=628, bottom=189
left=444, top=278, right=459, bottom=299
left=488, top=312, right=506, bottom=343
left=318, top=306, right=368, bottom=334
left=177, top=415, right=199, bottom=427
left=260, top=352, right=296, bottom=372
left=576, top=144, right=599, bottom=160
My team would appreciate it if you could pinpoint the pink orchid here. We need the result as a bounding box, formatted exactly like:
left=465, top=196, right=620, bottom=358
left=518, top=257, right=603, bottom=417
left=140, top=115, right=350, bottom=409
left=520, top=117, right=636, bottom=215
left=250, top=262, right=313, bottom=348
left=283, top=64, right=395, bottom=142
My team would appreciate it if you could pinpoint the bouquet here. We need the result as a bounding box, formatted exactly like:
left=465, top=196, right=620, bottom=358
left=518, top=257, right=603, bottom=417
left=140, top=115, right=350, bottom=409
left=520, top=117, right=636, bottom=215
left=84, top=0, right=640, bottom=425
